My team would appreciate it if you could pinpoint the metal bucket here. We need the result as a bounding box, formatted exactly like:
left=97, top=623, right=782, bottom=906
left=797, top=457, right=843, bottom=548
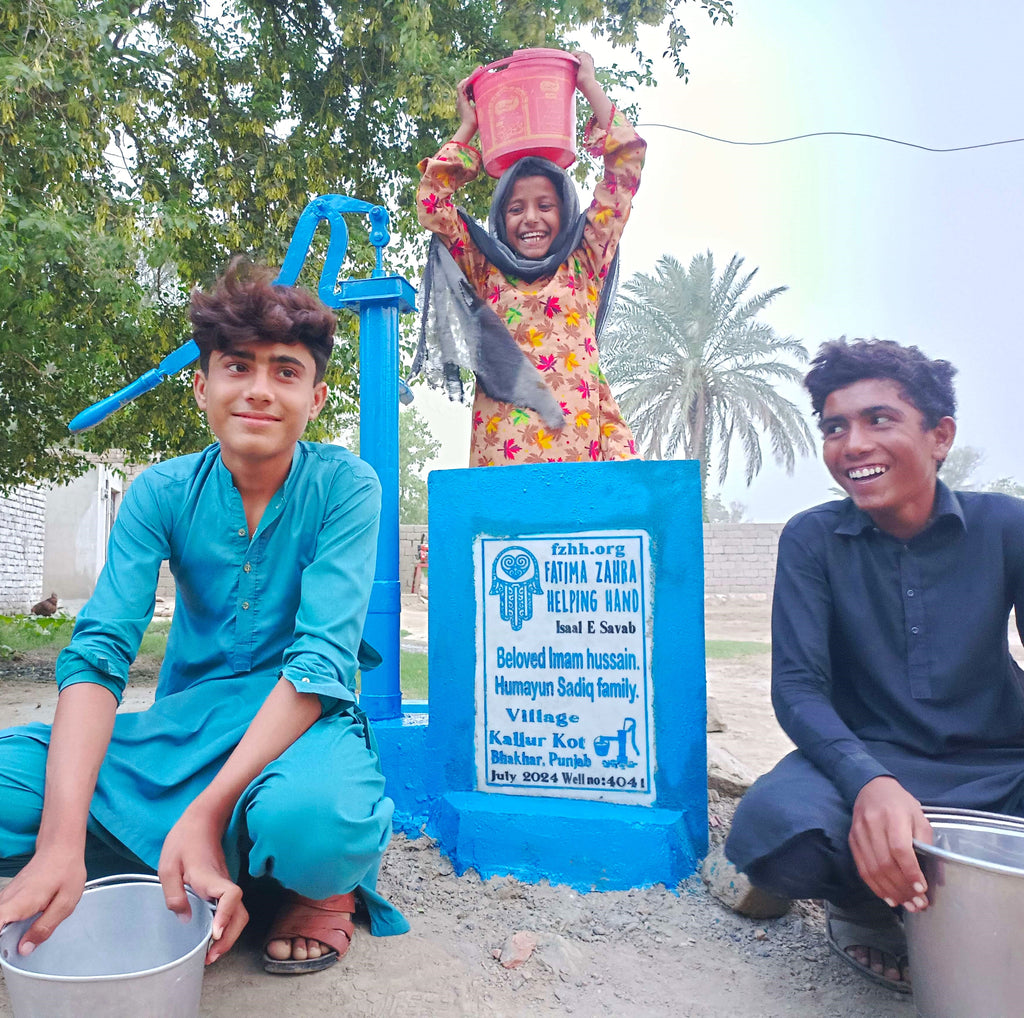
left=907, top=807, right=1024, bottom=1018
left=0, top=874, right=212, bottom=1018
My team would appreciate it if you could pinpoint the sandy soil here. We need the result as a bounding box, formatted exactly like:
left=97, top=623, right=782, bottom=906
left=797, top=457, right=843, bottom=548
left=2, top=599, right=1021, bottom=1016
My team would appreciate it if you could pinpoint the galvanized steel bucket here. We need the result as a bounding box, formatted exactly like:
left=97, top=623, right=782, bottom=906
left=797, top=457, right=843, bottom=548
left=907, top=807, right=1024, bottom=1018
left=0, top=873, right=213, bottom=1018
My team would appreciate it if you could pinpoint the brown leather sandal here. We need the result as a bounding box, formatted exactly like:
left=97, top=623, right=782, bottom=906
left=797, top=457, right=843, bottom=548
left=262, top=891, right=356, bottom=975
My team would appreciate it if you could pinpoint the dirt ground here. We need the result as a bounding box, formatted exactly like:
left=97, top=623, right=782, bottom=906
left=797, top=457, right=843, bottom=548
left=3, top=599, right=1022, bottom=1017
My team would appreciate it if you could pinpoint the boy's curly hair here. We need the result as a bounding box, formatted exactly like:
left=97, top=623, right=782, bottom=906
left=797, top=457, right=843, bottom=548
left=804, top=337, right=957, bottom=428
left=190, top=256, right=336, bottom=383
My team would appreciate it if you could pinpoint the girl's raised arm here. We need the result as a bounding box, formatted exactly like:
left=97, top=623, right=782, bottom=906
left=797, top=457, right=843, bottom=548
left=452, top=77, right=478, bottom=145
left=575, top=52, right=613, bottom=130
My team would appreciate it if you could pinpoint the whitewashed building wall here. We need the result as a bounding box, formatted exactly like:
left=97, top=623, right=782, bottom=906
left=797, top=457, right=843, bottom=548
left=0, top=485, right=48, bottom=613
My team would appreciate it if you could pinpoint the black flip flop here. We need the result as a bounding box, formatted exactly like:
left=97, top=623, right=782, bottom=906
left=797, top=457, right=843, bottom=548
left=825, top=901, right=911, bottom=994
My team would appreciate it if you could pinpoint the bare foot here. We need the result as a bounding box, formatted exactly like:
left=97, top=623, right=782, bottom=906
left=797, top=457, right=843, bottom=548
left=263, top=892, right=355, bottom=972
left=826, top=901, right=911, bottom=991
left=845, top=945, right=910, bottom=986
left=264, top=935, right=332, bottom=962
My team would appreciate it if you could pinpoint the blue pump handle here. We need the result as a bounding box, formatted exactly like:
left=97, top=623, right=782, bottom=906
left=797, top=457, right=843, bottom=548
left=68, top=199, right=397, bottom=431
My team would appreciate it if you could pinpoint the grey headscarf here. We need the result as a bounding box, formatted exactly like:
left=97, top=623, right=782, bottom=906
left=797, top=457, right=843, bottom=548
left=413, top=156, right=620, bottom=427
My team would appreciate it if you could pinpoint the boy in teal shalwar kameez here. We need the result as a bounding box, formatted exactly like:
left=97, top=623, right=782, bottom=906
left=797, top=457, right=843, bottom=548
left=0, top=259, right=408, bottom=973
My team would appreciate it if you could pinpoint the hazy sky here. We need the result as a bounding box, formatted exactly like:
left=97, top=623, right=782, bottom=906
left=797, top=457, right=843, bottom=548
left=410, top=0, right=1024, bottom=521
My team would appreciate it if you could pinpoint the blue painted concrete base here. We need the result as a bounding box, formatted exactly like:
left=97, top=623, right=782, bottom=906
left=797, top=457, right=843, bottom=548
left=432, top=791, right=700, bottom=892
left=376, top=718, right=700, bottom=891
left=373, top=461, right=708, bottom=891
left=373, top=711, right=433, bottom=838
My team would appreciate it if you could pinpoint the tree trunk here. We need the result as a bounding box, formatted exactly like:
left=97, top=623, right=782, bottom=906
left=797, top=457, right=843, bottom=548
left=686, top=390, right=710, bottom=519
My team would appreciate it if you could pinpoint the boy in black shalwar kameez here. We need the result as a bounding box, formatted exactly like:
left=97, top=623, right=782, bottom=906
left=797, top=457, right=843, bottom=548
left=726, top=338, right=1024, bottom=992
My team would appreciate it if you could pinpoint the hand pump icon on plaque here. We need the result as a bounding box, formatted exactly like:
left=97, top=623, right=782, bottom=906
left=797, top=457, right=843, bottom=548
left=594, top=718, right=639, bottom=769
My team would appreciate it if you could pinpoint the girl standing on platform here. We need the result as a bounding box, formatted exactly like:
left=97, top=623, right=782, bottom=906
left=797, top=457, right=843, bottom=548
left=414, top=52, right=645, bottom=466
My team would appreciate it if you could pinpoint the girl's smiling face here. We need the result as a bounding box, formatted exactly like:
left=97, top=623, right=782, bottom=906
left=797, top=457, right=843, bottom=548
left=503, top=175, right=562, bottom=259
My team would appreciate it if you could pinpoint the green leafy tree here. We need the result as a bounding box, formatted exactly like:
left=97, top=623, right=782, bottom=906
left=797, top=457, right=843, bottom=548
left=602, top=252, right=815, bottom=516
left=2, top=0, right=734, bottom=493
left=1, top=0, right=160, bottom=491
left=940, top=446, right=986, bottom=491
left=705, top=492, right=747, bottom=523
left=987, top=477, right=1024, bottom=498
left=398, top=405, right=441, bottom=524
left=941, top=446, right=1024, bottom=497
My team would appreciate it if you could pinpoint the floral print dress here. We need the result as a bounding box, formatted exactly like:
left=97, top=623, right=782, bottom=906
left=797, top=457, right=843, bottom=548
left=417, top=111, right=646, bottom=465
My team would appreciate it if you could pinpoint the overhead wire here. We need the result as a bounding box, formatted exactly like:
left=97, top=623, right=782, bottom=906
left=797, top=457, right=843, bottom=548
left=635, top=124, right=1024, bottom=154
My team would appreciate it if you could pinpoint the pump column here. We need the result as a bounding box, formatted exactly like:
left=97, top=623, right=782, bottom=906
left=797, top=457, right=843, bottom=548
left=336, top=274, right=416, bottom=722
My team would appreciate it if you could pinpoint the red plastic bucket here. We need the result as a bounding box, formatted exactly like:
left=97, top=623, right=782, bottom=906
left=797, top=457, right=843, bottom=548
left=468, top=49, right=579, bottom=178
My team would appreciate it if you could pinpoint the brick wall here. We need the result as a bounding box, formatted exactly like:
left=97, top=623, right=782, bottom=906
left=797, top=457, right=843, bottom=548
left=0, top=485, right=48, bottom=613
left=703, top=522, right=783, bottom=596
left=400, top=522, right=783, bottom=596
left=400, top=524, right=430, bottom=592
left=0, top=489, right=782, bottom=612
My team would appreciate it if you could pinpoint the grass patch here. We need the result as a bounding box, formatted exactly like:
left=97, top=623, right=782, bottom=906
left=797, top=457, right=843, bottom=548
left=0, top=614, right=430, bottom=697
left=138, top=619, right=171, bottom=659
left=399, top=651, right=429, bottom=699
left=0, top=615, right=75, bottom=655
left=706, top=639, right=769, bottom=658
left=356, top=651, right=428, bottom=700
left=0, top=615, right=171, bottom=662
left=2, top=618, right=757, bottom=697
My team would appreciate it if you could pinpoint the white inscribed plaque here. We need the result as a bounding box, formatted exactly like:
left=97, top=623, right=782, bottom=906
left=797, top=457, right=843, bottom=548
left=475, top=531, right=654, bottom=804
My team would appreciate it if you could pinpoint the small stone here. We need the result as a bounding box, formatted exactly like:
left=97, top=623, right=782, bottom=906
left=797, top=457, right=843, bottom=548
left=491, top=877, right=524, bottom=900
left=499, top=930, right=538, bottom=969
left=754, top=928, right=768, bottom=940
left=706, top=695, right=727, bottom=732
left=534, top=935, right=585, bottom=980
left=707, top=739, right=756, bottom=796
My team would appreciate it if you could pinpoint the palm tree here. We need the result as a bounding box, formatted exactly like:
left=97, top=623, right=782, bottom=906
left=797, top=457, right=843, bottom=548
left=602, top=252, right=816, bottom=508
